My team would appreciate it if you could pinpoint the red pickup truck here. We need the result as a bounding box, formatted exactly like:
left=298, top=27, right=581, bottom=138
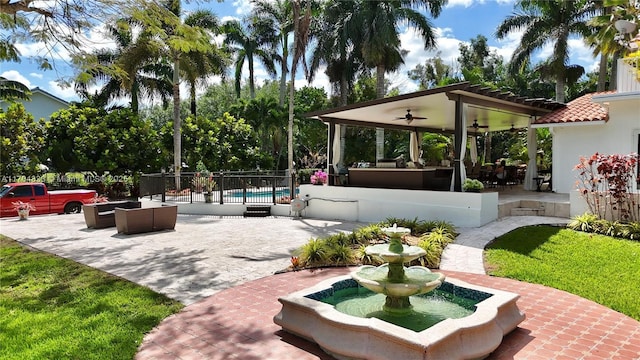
left=0, top=182, right=97, bottom=218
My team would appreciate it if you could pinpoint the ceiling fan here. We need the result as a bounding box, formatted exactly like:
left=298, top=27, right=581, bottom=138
left=394, top=109, right=427, bottom=123
left=468, top=119, right=489, bottom=132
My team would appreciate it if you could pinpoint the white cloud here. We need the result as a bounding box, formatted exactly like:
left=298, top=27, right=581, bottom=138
left=446, top=0, right=482, bottom=8
left=2, top=71, right=32, bottom=88
left=232, top=0, right=253, bottom=16
left=30, top=73, right=44, bottom=79
left=493, top=28, right=523, bottom=61
left=46, top=81, right=78, bottom=101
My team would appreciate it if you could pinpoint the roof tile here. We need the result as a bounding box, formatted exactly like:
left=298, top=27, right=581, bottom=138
left=533, top=92, right=612, bottom=125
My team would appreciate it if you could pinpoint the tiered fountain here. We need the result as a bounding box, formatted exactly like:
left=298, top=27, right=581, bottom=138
left=275, top=224, right=525, bottom=360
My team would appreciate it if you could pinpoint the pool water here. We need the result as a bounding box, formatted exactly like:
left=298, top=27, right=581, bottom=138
left=230, top=188, right=298, bottom=198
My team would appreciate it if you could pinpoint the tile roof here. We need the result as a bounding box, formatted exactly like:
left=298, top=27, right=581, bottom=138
left=533, top=92, right=613, bottom=125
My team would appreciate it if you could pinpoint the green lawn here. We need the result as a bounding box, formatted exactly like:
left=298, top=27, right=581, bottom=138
left=0, top=235, right=183, bottom=360
left=484, top=225, right=640, bottom=321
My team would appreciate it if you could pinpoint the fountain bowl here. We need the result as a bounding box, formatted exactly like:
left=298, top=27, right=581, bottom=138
left=274, top=274, right=525, bottom=360
left=352, top=264, right=445, bottom=297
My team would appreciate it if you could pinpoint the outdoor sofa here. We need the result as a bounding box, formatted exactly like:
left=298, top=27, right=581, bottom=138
left=83, top=200, right=142, bottom=229
left=114, top=204, right=178, bottom=235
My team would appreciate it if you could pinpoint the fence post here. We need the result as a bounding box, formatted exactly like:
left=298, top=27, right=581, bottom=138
left=161, top=171, right=166, bottom=203
left=218, top=171, right=224, bottom=204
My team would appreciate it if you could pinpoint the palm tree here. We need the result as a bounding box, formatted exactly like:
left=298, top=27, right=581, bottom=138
left=288, top=0, right=313, bottom=194
left=74, top=18, right=173, bottom=113
left=251, top=0, right=293, bottom=106
left=223, top=17, right=278, bottom=99
left=351, top=0, right=445, bottom=160
left=496, top=0, right=598, bottom=102
left=309, top=0, right=363, bottom=106
left=588, top=0, right=640, bottom=91
left=181, top=11, right=229, bottom=116
left=133, top=0, right=220, bottom=186
left=0, top=77, right=31, bottom=101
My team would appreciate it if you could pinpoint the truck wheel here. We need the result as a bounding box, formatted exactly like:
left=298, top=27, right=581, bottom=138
left=64, top=202, right=83, bottom=214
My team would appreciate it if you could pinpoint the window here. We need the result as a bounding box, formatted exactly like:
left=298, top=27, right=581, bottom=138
left=34, top=185, right=46, bottom=196
left=12, top=186, right=33, bottom=197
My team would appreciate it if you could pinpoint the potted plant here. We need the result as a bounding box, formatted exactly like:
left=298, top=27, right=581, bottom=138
left=462, top=178, right=484, bottom=193
left=310, top=170, right=328, bottom=185
left=203, top=174, right=216, bottom=203
left=12, top=201, right=36, bottom=220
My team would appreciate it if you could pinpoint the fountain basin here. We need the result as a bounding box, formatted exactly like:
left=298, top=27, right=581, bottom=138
left=274, top=275, right=525, bottom=360
left=352, top=264, right=445, bottom=297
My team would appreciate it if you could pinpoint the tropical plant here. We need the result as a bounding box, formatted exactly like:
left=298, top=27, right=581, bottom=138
left=299, top=238, right=329, bottom=266
left=223, top=17, right=278, bottom=99
left=574, top=152, right=640, bottom=222
left=417, top=237, right=443, bottom=269
left=0, top=77, right=31, bottom=101
left=496, top=0, right=598, bottom=103
left=251, top=0, right=293, bottom=106
left=310, top=170, right=327, bottom=184
left=568, top=212, right=599, bottom=232
left=74, top=18, right=173, bottom=113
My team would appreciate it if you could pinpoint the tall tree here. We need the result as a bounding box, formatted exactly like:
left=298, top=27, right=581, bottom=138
left=288, top=0, right=312, bottom=194
left=496, top=0, right=598, bottom=102
left=309, top=0, right=363, bottom=106
left=132, top=0, right=220, bottom=186
left=352, top=0, right=445, bottom=161
left=181, top=11, right=229, bottom=116
left=74, top=18, right=173, bottom=113
left=407, top=52, right=456, bottom=90
left=223, top=17, right=278, bottom=99
left=251, top=0, right=293, bottom=106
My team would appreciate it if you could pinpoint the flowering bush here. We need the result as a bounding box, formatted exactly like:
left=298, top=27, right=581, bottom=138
left=310, top=170, right=328, bottom=185
left=574, top=152, right=639, bottom=222
left=192, top=172, right=217, bottom=193
left=12, top=201, right=36, bottom=212
left=90, top=195, right=109, bottom=203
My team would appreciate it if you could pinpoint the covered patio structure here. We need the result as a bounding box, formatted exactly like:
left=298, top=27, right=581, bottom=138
left=300, top=82, right=565, bottom=227
left=306, top=82, right=564, bottom=192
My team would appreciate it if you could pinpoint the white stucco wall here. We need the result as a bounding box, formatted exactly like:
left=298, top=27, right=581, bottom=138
left=295, top=184, right=499, bottom=227
left=551, top=96, right=640, bottom=194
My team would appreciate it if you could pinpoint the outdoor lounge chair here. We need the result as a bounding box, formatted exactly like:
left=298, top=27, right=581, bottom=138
left=114, top=205, right=177, bottom=235
left=83, top=200, right=141, bottom=228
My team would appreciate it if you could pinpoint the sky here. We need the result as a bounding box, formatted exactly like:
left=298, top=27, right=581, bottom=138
left=1, top=0, right=600, bottom=104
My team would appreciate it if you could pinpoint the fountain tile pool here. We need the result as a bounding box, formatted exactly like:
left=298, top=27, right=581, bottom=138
left=275, top=274, right=525, bottom=360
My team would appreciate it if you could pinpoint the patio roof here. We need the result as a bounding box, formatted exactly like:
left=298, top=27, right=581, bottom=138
left=531, top=92, right=611, bottom=127
left=305, top=82, right=565, bottom=133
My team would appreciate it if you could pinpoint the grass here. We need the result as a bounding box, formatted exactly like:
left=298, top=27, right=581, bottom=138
left=484, top=225, right=640, bottom=321
left=0, top=235, right=183, bottom=360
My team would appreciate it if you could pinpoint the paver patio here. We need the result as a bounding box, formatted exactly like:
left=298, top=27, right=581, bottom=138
left=1, top=213, right=639, bottom=359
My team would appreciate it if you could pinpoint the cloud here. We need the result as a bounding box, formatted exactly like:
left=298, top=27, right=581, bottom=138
left=46, top=81, right=78, bottom=101
left=2, top=70, right=32, bottom=88
left=30, top=73, right=44, bottom=79
left=446, top=0, right=481, bottom=8
left=232, top=0, right=253, bottom=16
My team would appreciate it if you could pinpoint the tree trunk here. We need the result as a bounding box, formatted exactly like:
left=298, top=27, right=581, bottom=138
left=279, top=42, right=288, bottom=107
left=190, top=81, right=197, bottom=116
left=376, top=63, right=385, bottom=162
left=340, top=71, right=348, bottom=106
left=597, top=53, right=608, bottom=92
left=610, top=52, right=620, bottom=90
left=555, top=75, right=565, bottom=103
left=173, top=57, right=181, bottom=190
left=249, top=56, right=256, bottom=99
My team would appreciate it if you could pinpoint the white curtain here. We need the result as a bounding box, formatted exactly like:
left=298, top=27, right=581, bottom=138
left=332, top=124, right=341, bottom=173
left=410, top=131, right=420, bottom=163
left=451, top=113, right=468, bottom=191
left=470, top=135, right=478, bottom=166
left=523, top=124, right=538, bottom=191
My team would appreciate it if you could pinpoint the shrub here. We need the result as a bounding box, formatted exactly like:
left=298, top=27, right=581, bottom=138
left=417, top=238, right=443, bottom=268
left=299, top=238, right=329, bottom=266
left=568, top=213, right=599, bottom=232
left=574, top=152, right=639, bottom=222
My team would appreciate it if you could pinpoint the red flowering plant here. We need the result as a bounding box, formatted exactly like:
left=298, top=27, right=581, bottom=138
left=574, top=152, right=639, bottom=222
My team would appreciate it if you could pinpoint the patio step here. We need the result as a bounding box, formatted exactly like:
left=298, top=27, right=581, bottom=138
left=243, top=205, right=271, bottom=218
left=511, top=207, right=545, bottom=216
